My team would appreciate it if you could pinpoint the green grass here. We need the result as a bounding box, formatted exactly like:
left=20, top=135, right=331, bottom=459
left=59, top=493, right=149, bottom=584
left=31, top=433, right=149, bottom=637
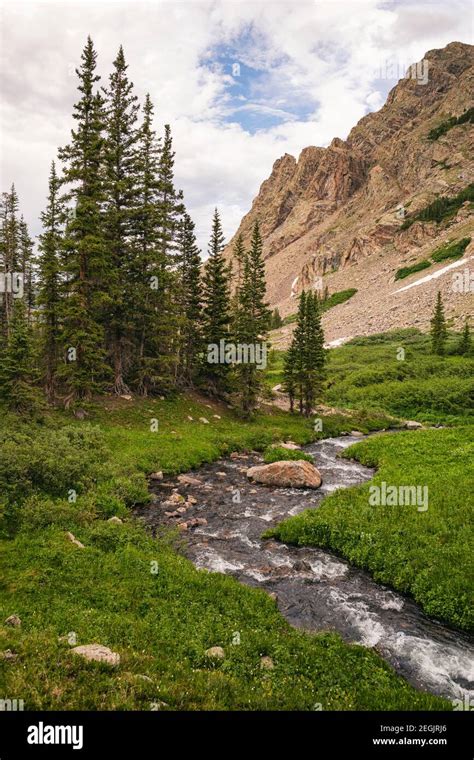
left=394, top=238, right=470, bottom=281
left=325, top=330, right=474, bottom=425
left=395, top=260, right=431, bottom=280
left=0, top=519, right=446, bottom=711
left=268, top=427, right=474, bottom=631
left=431, top=237, right=471, bottom=263
left=265, top=329, right=473, bottom=632
left=263, top=446, right=314, bottom=463
left=1, top=394, right=446, bottom=710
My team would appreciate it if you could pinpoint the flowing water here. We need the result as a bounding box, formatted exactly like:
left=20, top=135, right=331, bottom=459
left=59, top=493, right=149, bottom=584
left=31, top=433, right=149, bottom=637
left=137, top=435, right=474, bottom=703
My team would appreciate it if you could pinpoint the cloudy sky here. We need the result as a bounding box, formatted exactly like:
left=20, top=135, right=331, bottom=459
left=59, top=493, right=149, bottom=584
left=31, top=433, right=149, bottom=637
left=0, top=0, right=472, bottom=254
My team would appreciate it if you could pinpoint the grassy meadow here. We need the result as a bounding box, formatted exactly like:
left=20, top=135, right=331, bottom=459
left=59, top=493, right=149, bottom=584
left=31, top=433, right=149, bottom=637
left=1, top=327, right=472, bottom=709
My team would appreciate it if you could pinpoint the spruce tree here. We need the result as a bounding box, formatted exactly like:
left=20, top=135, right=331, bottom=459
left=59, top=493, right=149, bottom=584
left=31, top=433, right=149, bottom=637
left=178, top=212, right=203, bottom=386
left=0, top=185, right=20, bottom=337
left=202, top=208, right=231, bottom=394
left=457, top=319, right=471, bottom=355
left=57, top=36, right=109, bottom=402
left=0, top=299, right=41, bottom=413
left=234, top=221, right=270, bottom=416
left=102, top=45, right=140, bottom=394
left=291, top=290, right=307, bottom=413
left=130, top=93, right=163, bottom=394
left=19, top=215, right=35, bottom=325
left=37, top=162, right=64, bottom=401
left=430, top=290, right=447, bottom=356
left=232, top=233, right=246, bottom=295
left=270, top=308, right=282, bottom=329
left=157, top=124, right=184, bottom=263
left=282, top=343, right=296, bottom=413
left=302, top=291, right=325, bottom=415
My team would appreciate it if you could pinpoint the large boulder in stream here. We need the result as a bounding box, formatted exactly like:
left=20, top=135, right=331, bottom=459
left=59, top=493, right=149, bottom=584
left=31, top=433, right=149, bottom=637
left=246, top=460, right=322, bottom=489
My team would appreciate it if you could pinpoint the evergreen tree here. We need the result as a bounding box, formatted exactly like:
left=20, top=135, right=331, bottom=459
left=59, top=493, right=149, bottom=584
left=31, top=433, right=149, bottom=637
left=178, top=212, right=203, bottom=386
left=37, top=162, right=64, bottom=401
left=286, top=290, right=325, bottom=415
left=202, top=209, right=231, bottom=394
left=157, top=124, right=184, bottom=263
left=0, top=185, right=21, bottom=337
left=302, top=291, right=325, bottom=416
left=233, top=221, right=270, bottom=416
left=57, top=37, right=109, bottom=403
left=130, top=93, right=163, bottom=394
left=270, top=307, right=283, bottom=329
left=291, top=290, right=307, bottom=413
left=430, top=290, right=447, bottom=356
left=0, top=299, right=41, bottom=412
left=457, top=319, right=471, bottom=355
left=19, top=215, right=35, bottom=325
left=102, top=45, right=140, bottom=394
left=282, top=343, right=296, bottom=413
left=232, top=233, right=246, bottom=295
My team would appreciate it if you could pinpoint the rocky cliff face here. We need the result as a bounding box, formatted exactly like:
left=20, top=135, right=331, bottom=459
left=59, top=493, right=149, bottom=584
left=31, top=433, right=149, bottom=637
left=225, top=42, right=474, bottom=345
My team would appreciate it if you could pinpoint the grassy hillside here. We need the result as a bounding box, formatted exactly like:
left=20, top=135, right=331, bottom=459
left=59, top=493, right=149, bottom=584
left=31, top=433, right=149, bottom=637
left=0, top=395, right=444, bottom=711
left=266, top=329, right=474, bottom=630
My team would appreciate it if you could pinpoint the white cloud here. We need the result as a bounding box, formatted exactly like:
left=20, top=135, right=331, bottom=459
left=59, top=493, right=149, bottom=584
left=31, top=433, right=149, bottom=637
left=0, top=0, right=472, bottom=254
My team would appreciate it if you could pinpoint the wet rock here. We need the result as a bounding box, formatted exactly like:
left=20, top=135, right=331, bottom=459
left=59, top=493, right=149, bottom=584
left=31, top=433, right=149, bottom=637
left=350, top=430, right=364, bottom=437
left=260, top=656, right=274, bottom=670
left=186, top=496, right=197, bottom=506
left=205, top=646, right=225, bottom=659
left=66, top=531, right=85, bottom=549
left=164, top=511, right=180, bottom=517
left=164, top=492, right=185, bottom=505
left=216, top=472, right=227, bottom=478
left=4, top=615, right=21, bottom=627
left=247, top=460, right=322, bottom=489
left=188, top=517, right=207, bottom=527
left=150, top=471, right=163, bottom=481
left=405, top=420, right=423, bottom=430
left=176, top=507, right=187, bottom=514
left=293, top=559, right=312, bottom=572
left=177, top=474, right=203, bottom=486
left=71, top=644, right=120, bottom=666
left=177, top=522, right=188, bottom=532
left=273, top=441, right=300, bottom=450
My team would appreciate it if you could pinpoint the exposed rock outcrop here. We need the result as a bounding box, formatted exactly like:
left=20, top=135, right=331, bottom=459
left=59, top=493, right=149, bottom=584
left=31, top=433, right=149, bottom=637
left=224, top=42, right=474, bottom=344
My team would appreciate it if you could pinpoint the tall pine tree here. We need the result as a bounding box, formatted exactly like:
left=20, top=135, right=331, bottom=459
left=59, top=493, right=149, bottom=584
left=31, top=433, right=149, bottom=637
left=102, top=45, right=140, bottom=394
left=37, top=161, right=64, bottom=401
left=202, top=208, right=231, bottom=394
left=19, top=215, right=35, bottom=325
left=233, top=221, right=270, bottom=416
left=0, top=299, right=40, bottom=413
left=430, top=290, right=447, bottom=356
left=58, top=36, right=109, bottom=403
left=177, top=212, right=203, bottom=386
left=0, top=185, right=21, bottom=338
left=302, top=291, right=325, bottom=415
left=457, top=319, right=471, bottom=355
